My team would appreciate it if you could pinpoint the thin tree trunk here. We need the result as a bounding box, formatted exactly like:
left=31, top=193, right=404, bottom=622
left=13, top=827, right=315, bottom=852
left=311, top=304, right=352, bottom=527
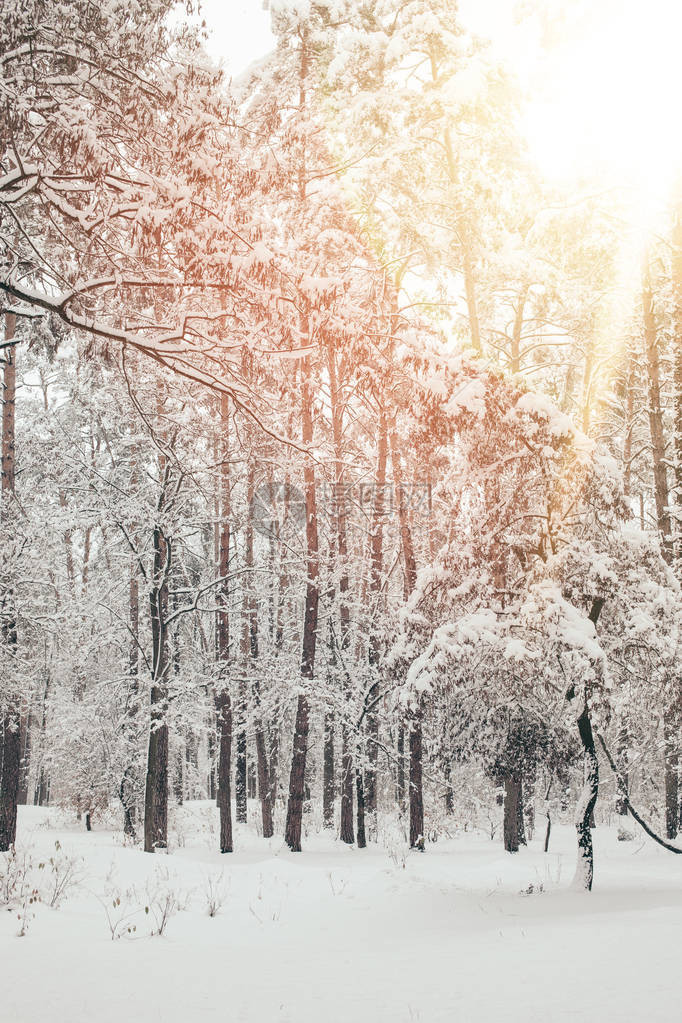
left=143, top=524, right=170, bottom=853
left=664, top=710, right=679, bottom=839
left=215, top=691, right=232, bottom=853
left=323, top=711, right=335, bottom=828
left=215, top=393, right=232, bottom=852
left=571, top=598, right=604, bottom=891
left=503, top=774, right=521, bottom=853
left=356, top=768, right=366, bottom=849
left=366, top=408, right=388, bottom=838
left=17, top=705, right=30, bottom=806
left=254, top=715, right=273, bottom=838
left=340, top=724, right=354, bottom=844
left=390, top=423, right=423, bottom=847
left=235, top=684, right=248, bottom=824
left=285, top=322, right=319, bottom=851
left=642, top=251, right=672, bottom=559
left=396, top=725, right=406, bottom=811
left=121, top=559, right=140, bottom=837
left=517, top=775, right=526, bottom=846
left=0, top=315, right=19, bottom=851
left=642, top=252, right=678, bottom=834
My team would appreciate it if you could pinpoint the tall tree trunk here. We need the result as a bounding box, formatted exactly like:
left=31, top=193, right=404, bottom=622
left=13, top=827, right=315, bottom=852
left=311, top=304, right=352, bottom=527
left=356, top=768, right=366, bottom=849
left=572, top=598, right=604, bottom=891
left=396, top=725, right=406, bottom=812
left=215, top=393, right=232, bottom=852
left=235, top=683, right=248, bottom=823
left=643, top=252, right=678, bottom=833
left=408, top=713, right=424, bottom=849
left=503, top=774, right=521, bottom=853
left=0, top=314, right=19, bottom=851
left=284, top=36, right=318, bottom=853
left=33, top=667, right=50, bottom=807
left=664, top=710, right=679, bottom=839
left=390, top=423, right=423, bottom=848
left=322, top=711, right=335, bottom=828
left=285, top=329, right=319, bottom=852
left=121, top=559, right=140, bottom=838
left=326, top=333, right=356, bottom=844
left=340, top=723, right=354, bottom=844
left=17, top=705, right=31, bottom=806
left=517, top=776, right=526, bottom=846
left=143, top=524, right=170, bottom=852
left=236, top=456, right=257, bottom=825
left=642, top=251, right=672, bottom=559
left=254, top=709, right=274, bottom=838
left=365, top=407, right=388, bottom=839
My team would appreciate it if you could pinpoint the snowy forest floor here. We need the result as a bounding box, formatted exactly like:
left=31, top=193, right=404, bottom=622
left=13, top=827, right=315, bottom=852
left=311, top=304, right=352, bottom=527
left=2, top=804, right=680, bottom=1022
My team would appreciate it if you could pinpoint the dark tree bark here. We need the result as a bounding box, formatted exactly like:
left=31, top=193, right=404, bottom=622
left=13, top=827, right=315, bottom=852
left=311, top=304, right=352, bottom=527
left=356, top=769, right=366, bottom=849
left=285, top=693, right=311, bottom=852
left=390, top=424, right=423, bottom=848
left=322, top=711, right=335, bottom=828
left=664, top=710, right=679, bottom=839
left=0, top=315, right=19, bottom=852
left=235, top=683, right=248, bottom=824
left=396, top=725, right=406, bottom=811
left=215, top=392, right=232, bottom=852
left=340, top=724, right=354, bottom=844
left=503, top=774, right=521, bottom=853
left=517, top=776, right=527, bottom=846
left=236, top=455, right=257, bottom=825
left=143, top=525, right=170, bottom=853
left=365, top=407, right=388, bottom=838
left=283, top=31, right=319, bottom=854
left=444, top=763, right=455, bottom=815
left=33, top=671, right=50, bottom=807
left=215, top=690, right=232, bottom=853
left=408, top=712, right=425, bottom=849
left=571, top=597, right=604, bottom=891
left=254, top=714, right=273, bottom=838
left=17, top=707, right=31, bottom=806
left=121, top=558, right=140, bottom=838
left=615, top=726, right=629, bottom=816
left=285, top=316, right=319, bottom=852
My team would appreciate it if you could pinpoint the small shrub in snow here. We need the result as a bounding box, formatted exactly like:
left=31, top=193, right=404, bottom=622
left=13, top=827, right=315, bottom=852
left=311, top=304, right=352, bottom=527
left=16, top=886, right=41, bottom=937
left=617, top=827, right=635, bottom=842
left=145, top=887, right=177, bottom=936
left=203, top=870, right=228, bottom=917
left=0, top=846, right=34, bottom=908
left=519, top=882, right=545, bottom=896
left=38, top=841, right=84, bottom=908
left=383, top=820, right=408, bottom=869
left=97, top=887, right=143, bottom=940
left=144, top=866, right=189, bottom=935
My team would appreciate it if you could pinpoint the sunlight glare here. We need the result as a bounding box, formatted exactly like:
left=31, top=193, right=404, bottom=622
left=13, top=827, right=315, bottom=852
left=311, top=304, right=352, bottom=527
left=522, top=0, right=682, bottom=219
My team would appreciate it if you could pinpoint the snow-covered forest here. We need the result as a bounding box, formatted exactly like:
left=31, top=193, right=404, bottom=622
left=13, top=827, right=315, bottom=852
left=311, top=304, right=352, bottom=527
left=2, top=1, right=682, bottom=1019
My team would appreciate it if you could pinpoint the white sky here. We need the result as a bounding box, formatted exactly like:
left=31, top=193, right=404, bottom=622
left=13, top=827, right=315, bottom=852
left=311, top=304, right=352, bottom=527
left=197, top=0, right=682, bottom=206
left=197, top=0, right=274, bottom=74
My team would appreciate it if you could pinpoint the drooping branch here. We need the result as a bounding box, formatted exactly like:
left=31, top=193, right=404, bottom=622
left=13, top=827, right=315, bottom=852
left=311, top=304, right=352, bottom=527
left=597, top=733, right=682, bottom=855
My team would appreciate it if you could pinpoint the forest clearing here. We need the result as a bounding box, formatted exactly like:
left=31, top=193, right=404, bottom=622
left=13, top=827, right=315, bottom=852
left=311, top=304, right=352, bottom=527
left=3, top=805, right=681, bottom=1023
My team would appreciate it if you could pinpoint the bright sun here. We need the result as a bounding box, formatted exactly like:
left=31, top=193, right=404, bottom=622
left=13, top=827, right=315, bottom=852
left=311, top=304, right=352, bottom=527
left=521, top=0, right=682, bottom=218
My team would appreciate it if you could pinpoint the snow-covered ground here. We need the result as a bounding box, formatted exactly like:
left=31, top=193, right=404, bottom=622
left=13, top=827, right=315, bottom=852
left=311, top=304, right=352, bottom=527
left=2, top=803, right=680, bottom=1022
